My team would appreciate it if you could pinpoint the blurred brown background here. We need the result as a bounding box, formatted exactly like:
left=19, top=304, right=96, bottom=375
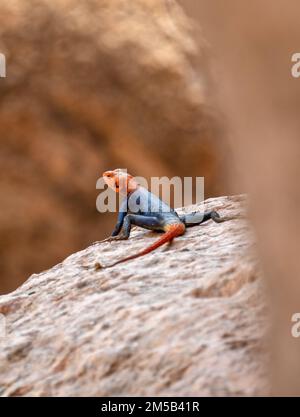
left=0, top=0, right=233, bottom=294
left=181, top=0, right=300, bottom=396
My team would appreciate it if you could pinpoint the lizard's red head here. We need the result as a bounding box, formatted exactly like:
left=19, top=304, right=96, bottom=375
left=103, top=169, right=138, bottom=195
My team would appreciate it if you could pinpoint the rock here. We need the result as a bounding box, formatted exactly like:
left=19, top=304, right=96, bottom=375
left=0, top=195, right=269, bottom=396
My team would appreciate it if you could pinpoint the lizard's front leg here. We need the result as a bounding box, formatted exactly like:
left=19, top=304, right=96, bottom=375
left=114, top=214, right=163, bottom=240
left=97, top=214, right=135, bottom=242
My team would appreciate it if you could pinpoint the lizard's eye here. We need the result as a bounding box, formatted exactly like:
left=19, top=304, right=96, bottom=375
left=103, top=171, right=114, bottom=179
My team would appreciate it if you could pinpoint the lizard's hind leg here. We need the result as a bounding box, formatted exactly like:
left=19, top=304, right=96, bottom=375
left=180, top=210, right=243, bottom=226
left=180, top=210, right=220, bottom=227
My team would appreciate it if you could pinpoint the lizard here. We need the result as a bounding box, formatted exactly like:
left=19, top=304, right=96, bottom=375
left=95, top=169, right=240, bottom=269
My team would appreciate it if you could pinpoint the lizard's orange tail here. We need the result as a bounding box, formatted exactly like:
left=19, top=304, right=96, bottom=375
left=106, top=223, right=185, bottom=268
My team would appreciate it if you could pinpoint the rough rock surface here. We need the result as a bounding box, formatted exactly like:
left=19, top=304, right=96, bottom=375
left=0, top=195, right=269, bottom=396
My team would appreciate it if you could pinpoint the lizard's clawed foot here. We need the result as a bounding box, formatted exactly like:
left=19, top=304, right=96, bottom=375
left=91, top=235, right=129, bottom=245
left=91, top=237, right=112, bottom=245
left=112, top=234, right=129, bottom=241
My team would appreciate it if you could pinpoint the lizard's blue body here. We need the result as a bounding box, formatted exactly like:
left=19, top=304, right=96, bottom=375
left=96, top=169, right=224, bottom=268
